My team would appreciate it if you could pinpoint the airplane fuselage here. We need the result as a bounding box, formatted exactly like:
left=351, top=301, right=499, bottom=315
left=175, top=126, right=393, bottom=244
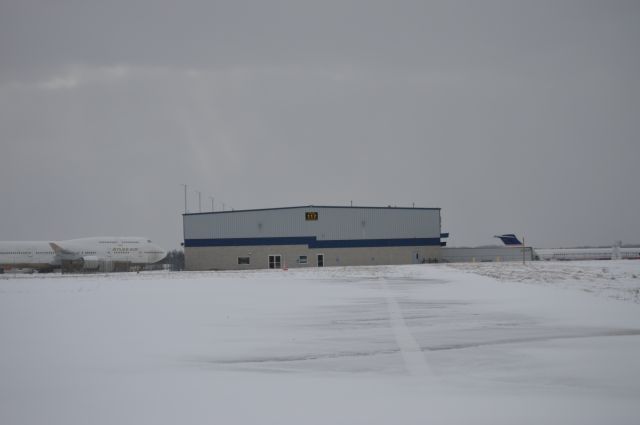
left=535, top=247, right=640, bottom=261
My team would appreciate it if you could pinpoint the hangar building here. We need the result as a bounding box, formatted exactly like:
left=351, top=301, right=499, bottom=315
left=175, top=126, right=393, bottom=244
left=183, top=205, right=446, bottom=270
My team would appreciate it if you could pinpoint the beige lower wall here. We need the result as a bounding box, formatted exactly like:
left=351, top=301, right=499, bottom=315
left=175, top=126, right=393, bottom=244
left=185, top=245, right=441, bottom=270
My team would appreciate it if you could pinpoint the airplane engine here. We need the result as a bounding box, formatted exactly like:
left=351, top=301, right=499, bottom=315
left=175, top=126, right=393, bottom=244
left=82, top=256, right=100, bottom=270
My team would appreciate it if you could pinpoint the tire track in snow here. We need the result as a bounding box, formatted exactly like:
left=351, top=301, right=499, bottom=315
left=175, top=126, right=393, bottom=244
left=380, top=280, right=433, bottom=378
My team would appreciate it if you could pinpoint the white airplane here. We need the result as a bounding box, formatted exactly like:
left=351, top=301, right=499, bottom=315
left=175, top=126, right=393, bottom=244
left=534, top=247, right=640, bottom=261
left=0, top=237, right=167, bottom=273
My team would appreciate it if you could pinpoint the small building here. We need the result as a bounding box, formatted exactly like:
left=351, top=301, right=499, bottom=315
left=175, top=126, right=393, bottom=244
left=183, top=205, right=446, bottom=270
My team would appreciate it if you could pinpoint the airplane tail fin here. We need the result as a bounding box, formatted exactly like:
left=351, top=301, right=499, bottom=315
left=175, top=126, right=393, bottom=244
left=49, top=242, right=73, bottom=255
left=494, top=234, right=523, bottom=246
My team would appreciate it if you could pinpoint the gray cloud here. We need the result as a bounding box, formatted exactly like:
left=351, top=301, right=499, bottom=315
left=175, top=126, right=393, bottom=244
left=1, top=0, right=639, bottom=249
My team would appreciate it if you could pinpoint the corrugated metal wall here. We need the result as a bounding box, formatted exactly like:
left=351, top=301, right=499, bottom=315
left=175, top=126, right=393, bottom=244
left=184, top=206, right=440, bottom=240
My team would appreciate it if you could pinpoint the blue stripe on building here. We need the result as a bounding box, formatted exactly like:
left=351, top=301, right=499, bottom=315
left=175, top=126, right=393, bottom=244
left=184, top=237, right=442, bottom=248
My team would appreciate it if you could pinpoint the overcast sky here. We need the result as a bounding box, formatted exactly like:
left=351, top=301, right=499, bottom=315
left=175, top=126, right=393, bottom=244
left=1, top=0, right=638, bottom=249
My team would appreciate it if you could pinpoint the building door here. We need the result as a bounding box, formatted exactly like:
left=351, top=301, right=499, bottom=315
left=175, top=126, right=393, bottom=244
left=317, top=254, right=324, bottom=267
left=268, top=255, right=282, bottom=269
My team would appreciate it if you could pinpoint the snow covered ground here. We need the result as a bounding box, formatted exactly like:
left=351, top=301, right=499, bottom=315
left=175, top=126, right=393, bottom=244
left=450, top=260, right=640, bottom=303
left=1, top=262, right=640, bottom=424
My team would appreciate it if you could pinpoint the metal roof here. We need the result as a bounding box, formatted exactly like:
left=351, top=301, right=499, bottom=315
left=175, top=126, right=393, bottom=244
left=183, top=205, right=440, bottom=216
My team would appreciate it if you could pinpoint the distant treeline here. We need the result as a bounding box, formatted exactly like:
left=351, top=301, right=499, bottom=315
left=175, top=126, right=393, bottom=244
left=162, top=249, right=185, bottom=271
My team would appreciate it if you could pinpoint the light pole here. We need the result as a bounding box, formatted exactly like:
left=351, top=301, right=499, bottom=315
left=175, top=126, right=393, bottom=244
left=196, top=191, right=202, bottom=213
left=209, top=196, right=214, bottom=212
left=180, top=184, right=187, bottom=213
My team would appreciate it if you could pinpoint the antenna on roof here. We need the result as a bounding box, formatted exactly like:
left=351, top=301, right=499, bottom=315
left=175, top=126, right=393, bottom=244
left=180, top=184, right=188, bottom=213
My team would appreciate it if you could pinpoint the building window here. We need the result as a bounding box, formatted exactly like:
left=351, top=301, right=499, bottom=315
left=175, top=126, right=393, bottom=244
left=298, top=255, right=307, bottom=264
left=238, top=257, right=250, bottom=265
left=268, top=255, right=282, bottom=269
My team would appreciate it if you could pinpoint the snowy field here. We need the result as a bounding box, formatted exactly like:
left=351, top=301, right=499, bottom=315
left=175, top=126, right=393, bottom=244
left=450, top=260, right=640, bottom=303
left=1, top=262, right=640, bottom=425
